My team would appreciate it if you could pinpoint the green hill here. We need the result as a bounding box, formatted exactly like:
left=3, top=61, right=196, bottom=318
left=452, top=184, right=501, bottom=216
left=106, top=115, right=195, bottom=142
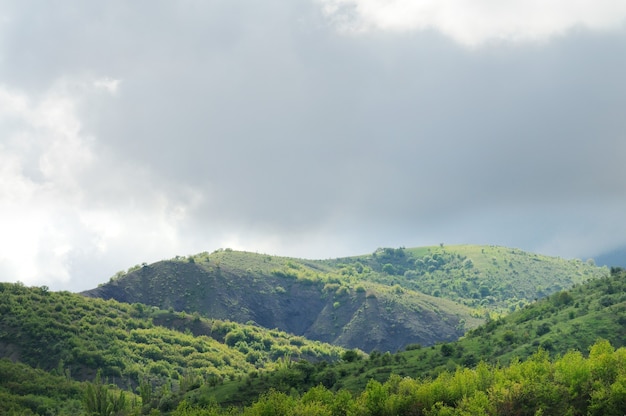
left=326, top=245, right=606, bottom=311
left=209, top=267, right=626, bottom=404
left=0, top=250, right=618, bottom=415
left=340, top=266, right=626, bottom=390
left=0, top=282, right=345, bottom=414
left=82, top=250, right=481, bottom=352
left=82, top=246, right=607, bottom=352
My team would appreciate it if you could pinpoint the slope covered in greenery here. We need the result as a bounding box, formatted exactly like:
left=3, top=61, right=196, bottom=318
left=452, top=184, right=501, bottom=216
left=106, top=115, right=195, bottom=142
left=176, top=339, right=626, bottom=416
left=338, top=266, right=626, bottom=390
left=83, top=246, right=606, bottom=352
left=0, top=282, right=345, bottom=414
left=207, top=268, right=626, bottom=403
left=0, top=263, right=620, bottom=415
left=0, top=359, right=87, bottom=415
left=326, top=245, right=606, bottom=312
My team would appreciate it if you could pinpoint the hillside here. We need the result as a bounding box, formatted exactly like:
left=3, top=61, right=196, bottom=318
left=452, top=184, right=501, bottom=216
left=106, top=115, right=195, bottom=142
left=340, top=266, right=626, bottom=390
left=83, top=246, right=607, bottom=352
left=0, top=282, right=345, bottom=413
left=207, top=267, right=626, bottom=404
left=82, top=250, right=481, bottom=352
left=325, top=245, right=606, bottom=311
left=0, top=257, right=619, bottom=415
left=188, top=269, right=626, bottom=410
left=184, top=339, right=626, bottom=416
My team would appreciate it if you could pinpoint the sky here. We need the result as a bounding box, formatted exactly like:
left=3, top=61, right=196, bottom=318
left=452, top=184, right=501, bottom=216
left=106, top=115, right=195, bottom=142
left=1, top=0, right=625, bottom=292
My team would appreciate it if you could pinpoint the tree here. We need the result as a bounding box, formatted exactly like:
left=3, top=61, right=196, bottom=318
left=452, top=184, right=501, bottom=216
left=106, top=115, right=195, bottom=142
left=382, top=264, right=396, bottom=275
left=83, top=370, right=129, bottom=416
left=342, top=350, right=361, bottom=363
left=441, top=344, right=454, bottom=357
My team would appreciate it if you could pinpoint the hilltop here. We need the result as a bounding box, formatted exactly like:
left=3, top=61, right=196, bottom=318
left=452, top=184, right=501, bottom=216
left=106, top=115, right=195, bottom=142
left=83, top=245, right=607, bottom=352
left=325, top=245, right=605, bottom=310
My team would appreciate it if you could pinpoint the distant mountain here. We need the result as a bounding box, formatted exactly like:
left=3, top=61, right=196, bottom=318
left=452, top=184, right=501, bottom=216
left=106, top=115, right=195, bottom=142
left=82, top=245, right=607, bottom=352
left=593, top=245, right=626, bottom=268
left=323, top=245, right=607, bottom=310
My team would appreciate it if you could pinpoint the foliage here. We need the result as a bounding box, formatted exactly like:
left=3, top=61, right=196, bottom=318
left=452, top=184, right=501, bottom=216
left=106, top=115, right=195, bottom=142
left=151, top=339, right=626, bottom=415
left=83, top=370, right=133, bottom=415
left=203, top=268, right=626, bottom=403
left=0, top=246, right=615, bottom=415
left=0, top=358, right=84, bottom=415
left=0, top=282, right=344, bottom=414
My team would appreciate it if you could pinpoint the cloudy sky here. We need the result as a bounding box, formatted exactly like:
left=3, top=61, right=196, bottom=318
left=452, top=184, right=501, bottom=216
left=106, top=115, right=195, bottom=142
left=1, top=0, right=625, bottom=291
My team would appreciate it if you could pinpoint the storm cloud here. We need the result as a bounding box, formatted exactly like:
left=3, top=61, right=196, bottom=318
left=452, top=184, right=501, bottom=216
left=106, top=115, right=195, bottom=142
left=1, top=0, right=625, bottom=290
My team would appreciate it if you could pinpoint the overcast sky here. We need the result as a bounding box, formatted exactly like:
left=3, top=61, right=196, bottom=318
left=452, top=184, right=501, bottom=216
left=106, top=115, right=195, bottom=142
left=1, top=0, right=625, bottom=291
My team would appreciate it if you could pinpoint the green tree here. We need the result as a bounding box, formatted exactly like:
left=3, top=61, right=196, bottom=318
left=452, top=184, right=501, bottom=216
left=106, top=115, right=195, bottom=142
left=341, top=350, right=361, bottom=363
left=83, top=370, right=129, bottom=416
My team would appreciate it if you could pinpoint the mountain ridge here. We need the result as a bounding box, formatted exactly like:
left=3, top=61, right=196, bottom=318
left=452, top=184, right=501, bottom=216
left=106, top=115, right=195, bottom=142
left=82, top=245, right=607, bottom=352
left=82, top=255, right=478, bottom=352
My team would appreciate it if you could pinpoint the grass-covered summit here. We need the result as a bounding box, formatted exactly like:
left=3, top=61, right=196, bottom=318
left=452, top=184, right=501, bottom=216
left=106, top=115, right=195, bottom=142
left=330, top=245, right=606, bottom=310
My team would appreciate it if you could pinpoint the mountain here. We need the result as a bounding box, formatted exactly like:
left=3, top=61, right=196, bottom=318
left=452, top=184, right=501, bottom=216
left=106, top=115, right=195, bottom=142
left=593, top=245, right=626, bottom=268
left=82, top=250, right=479, bottom=353
left=332, top=245, right=607, bottom=310
left=347, top=266, right=626, bottom=388
left=82, top=245, right=607, bottom=352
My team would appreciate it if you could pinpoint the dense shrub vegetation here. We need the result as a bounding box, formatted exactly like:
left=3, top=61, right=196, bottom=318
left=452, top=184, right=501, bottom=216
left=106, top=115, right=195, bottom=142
left=172, top=339, right=626, bottom=415
left=0, top=282, right=344, bottom=414
left=0, top=247, right=619, bottom=415
left=327, top=245, right=607, bottom=313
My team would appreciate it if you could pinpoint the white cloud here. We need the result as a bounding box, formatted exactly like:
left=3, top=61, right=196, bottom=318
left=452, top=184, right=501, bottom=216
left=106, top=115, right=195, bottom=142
left=317, top=0, right=626, bottom=45
left=0, top=79, right=203, bottom=290
left=93, top=77, right=121, bottom=95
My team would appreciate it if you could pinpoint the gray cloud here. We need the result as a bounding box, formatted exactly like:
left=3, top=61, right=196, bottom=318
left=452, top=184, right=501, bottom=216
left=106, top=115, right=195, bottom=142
left=1, top=0, right=625, bottom=290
